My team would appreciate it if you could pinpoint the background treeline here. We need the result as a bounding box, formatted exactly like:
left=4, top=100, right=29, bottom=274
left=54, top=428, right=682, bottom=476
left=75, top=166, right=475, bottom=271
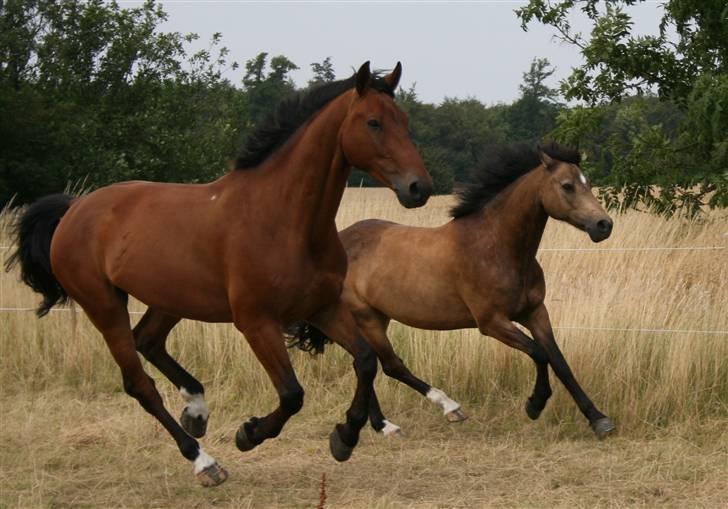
left=1, top=0, right=726, bottom=216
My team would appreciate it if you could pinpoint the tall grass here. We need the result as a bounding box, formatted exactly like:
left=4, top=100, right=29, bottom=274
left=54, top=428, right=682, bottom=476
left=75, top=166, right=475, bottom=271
left=1, top=189, right=726, bottom=435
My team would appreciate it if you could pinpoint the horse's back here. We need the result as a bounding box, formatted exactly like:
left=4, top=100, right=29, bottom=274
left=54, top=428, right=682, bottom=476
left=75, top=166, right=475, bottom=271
left=339, top=219, right=475, bottom=330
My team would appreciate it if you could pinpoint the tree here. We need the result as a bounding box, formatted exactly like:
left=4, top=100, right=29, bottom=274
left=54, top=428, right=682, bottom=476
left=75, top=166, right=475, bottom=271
left=309, top=56, right=335, bottom=86
left=0, top=0, right=246, bottom=205
left=242, top=52, right=298, bottom=124
left=516, top=0, right=728, bottom=215
left=507, top=57, right=561, bottom=142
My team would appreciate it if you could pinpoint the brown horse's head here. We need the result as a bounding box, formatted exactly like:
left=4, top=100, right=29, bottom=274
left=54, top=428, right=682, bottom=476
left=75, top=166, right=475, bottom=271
left=340, top=62, right=432, bottom=208
left=539, top=150, right=613, bottom=242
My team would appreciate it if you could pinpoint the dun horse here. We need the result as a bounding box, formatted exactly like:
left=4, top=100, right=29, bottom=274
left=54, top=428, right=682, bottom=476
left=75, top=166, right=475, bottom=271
left=291, top=142, right=616, bottom=438
left=6, top=62, right=433, bottom=486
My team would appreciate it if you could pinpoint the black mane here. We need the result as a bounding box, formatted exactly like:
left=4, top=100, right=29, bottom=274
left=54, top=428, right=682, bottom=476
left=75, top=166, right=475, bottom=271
left=450, top=141, right=581, bottom=218
left=235, top=74, right=394, bottom=170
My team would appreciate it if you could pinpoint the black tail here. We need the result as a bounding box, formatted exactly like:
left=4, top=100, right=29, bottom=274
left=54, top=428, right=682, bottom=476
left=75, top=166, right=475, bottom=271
left=285, top=322, right=331, bottom=355
left=4, top=194, right=73, bottom=317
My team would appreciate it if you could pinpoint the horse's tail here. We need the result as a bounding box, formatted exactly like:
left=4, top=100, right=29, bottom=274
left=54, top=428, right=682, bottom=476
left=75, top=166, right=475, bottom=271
left=285, top=322, right=331, bottom=355
left=4, top=194, right=73, bottom=317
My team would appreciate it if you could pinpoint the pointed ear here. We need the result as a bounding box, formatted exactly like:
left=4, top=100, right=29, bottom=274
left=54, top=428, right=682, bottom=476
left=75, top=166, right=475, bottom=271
left=383, top=61, right=402, bottom=91
left=539, top=150, right=555, bottom=170
left=355, top=61, right=371, bottom=96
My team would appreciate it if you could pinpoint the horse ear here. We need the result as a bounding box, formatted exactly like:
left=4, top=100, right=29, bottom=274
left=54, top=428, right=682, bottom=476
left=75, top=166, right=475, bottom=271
left=539, top=150, right=555, bottom=170
left=356, top=61, right=372, bottom=96
left=383, top=61, right=402, bottom=91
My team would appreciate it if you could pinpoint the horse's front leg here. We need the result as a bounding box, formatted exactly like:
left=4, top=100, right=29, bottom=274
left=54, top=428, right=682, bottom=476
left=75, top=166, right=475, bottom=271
left=524, top=304, right=616, bottom=438
left=233, top=320, right=305, bottom=452
left=310, top=300, right=378, bottom=461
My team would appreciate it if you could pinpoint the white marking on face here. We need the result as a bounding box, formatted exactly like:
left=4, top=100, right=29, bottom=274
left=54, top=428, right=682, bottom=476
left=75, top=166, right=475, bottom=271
left=210, top=194, right=218, bottom=201
left=193, top=448, right=216, bottom=474
left=180, top=388, right=209, bottom=420
left=380, top=419, right=402, bottom=436
left=578, top=171, right=587, bottom=185
left=426, top=387, right=460, bottom=415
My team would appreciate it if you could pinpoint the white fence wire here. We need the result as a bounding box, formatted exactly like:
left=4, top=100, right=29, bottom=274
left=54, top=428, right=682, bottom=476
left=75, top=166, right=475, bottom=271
left=1, top=244, right=726, bottom=335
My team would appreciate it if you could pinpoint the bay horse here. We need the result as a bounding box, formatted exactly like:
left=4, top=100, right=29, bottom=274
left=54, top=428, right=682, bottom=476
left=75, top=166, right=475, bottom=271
left=5, top=62, right=433, bottom=487
left=290, top=142, right=616, bottom=439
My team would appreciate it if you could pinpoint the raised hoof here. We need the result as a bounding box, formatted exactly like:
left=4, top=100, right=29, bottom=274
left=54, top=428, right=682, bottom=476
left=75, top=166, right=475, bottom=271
left=525, top=399, right=544, bottom=421
left=180, top=408, right=208, bottom=438
left=446, top=407, right=469, bottom=423
left=329, top=429, right=354, bottom=462
left=196, top=462, right=228, bottom=487
left=235, top=423, right=258, bottom=452
left=591, top=417, right=616, bottom=439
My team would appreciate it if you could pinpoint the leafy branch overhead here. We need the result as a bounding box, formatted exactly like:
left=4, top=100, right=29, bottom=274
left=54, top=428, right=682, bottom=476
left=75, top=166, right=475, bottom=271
left=517, top=0, right=728, bottom=215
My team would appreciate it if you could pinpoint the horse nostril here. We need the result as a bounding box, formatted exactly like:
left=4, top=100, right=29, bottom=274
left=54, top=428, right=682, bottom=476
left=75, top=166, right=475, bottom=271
left=597, top=219, right=612, bottom=233
left=409, top=181, right=421, bottom=199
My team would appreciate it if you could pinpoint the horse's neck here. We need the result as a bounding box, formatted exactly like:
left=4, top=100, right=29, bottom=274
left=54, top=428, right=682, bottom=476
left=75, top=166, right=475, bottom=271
left=475, top=168, right=548, bottom=267
left=235, top=92, right=353, bottom=247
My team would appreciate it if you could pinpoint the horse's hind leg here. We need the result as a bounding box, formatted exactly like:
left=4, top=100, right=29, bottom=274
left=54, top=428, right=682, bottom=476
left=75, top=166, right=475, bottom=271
left=134, top=309, right=209, bottom=438
left=77, top=291, right=227, bottom=486
left=310, top=300, right=377, bottom=462
left=232, top=319, right=305, bottom=452
left=356, top=311, right=467, bottom=424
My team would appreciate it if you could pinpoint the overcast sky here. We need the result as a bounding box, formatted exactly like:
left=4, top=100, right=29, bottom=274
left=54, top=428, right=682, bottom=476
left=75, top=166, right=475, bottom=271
left=128, top=1, right=665, bottom=105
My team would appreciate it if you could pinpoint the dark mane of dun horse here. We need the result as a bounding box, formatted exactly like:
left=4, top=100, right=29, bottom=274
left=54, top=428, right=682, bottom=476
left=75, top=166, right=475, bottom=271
left=290, top=141, right=616, bottom=439
left=5, top=62, right=432, bottom=487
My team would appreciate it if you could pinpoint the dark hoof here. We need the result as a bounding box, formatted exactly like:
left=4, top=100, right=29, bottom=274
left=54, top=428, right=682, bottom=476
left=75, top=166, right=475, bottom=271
left=235, top=419, right=259, bottom=452
left=196, top=462, right=228, bottom=487
left=446, top=407, right=468, bottom=423
left=329, top=429, right=354, bottom=462
left=591, top=417, right=616, bottom=439
left=525, top=399, right=544, bottom=421
left=180, top=408, right=208, bottom=438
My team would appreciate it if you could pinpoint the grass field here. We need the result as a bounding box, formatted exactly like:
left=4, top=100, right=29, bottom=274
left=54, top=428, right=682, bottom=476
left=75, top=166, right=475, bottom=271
left=1, top=188, right=727, bottom=508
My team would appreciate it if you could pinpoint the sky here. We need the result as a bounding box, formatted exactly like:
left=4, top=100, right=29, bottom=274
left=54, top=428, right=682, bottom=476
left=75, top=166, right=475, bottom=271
left=123, top=1, right=666, bottom=105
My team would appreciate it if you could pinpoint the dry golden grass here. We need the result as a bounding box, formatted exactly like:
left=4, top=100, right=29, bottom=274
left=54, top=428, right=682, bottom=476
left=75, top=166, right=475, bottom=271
left=1, top=188, right=727, bottom=508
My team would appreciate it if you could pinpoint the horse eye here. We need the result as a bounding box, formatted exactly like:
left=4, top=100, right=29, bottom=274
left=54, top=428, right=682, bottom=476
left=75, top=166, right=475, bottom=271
left=367, top=119, right=381, bottom=129
left=561, top=182, right=575, bottom=192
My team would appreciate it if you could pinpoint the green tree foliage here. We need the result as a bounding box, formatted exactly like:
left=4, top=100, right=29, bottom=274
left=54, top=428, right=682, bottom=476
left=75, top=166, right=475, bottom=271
left=309, top=56, right=335, bottom=86
left=516, top=0, right=728, bottom=215
left=507, top=57, right=561, bottom=142
left=0, top=0, right=245, bottom=205
left=242, top=52, right=298, bottom=124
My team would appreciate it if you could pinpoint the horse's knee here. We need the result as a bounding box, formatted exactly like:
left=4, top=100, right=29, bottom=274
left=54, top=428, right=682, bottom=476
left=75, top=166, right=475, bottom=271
left=530, top=342, right=549, bottom=365
left=280, top=386, right=305, bottom=415
left=353, top=344, right=377, bottom=382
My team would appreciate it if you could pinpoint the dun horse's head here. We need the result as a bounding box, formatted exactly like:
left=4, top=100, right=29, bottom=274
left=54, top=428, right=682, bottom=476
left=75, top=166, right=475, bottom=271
left=340, top=62, right=433, bottom=208
left=538, top=150, right=613, bottom=242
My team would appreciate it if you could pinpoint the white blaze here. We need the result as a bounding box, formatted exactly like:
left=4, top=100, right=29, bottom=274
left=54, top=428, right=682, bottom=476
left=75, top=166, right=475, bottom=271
left=578, top=171, right=587, bottom=185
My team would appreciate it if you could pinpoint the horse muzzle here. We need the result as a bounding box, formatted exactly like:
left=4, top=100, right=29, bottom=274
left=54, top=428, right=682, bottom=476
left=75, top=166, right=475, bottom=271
left=394, top=177, right=432, bottom=209
left=586, top=218, right=613, bottom=243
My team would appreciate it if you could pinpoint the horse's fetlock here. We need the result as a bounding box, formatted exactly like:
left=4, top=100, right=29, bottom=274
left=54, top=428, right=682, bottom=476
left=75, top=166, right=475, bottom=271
left=280, top=388, right=304, bottom=415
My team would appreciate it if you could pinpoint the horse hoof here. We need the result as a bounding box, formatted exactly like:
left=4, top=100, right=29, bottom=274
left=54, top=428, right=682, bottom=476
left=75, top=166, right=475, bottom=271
left=591, top=417, right=616, bottom=439
left=329, top=429, right=354, bottom=462
left=446, top=407, right=469, bottom=423
left=180, top=408, right=208, bottom=438
left=196, top=462, right=228, bottom=487
left=525, top=399, right=543, bottom=421
left=235, top=423, right=257, bottom=452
